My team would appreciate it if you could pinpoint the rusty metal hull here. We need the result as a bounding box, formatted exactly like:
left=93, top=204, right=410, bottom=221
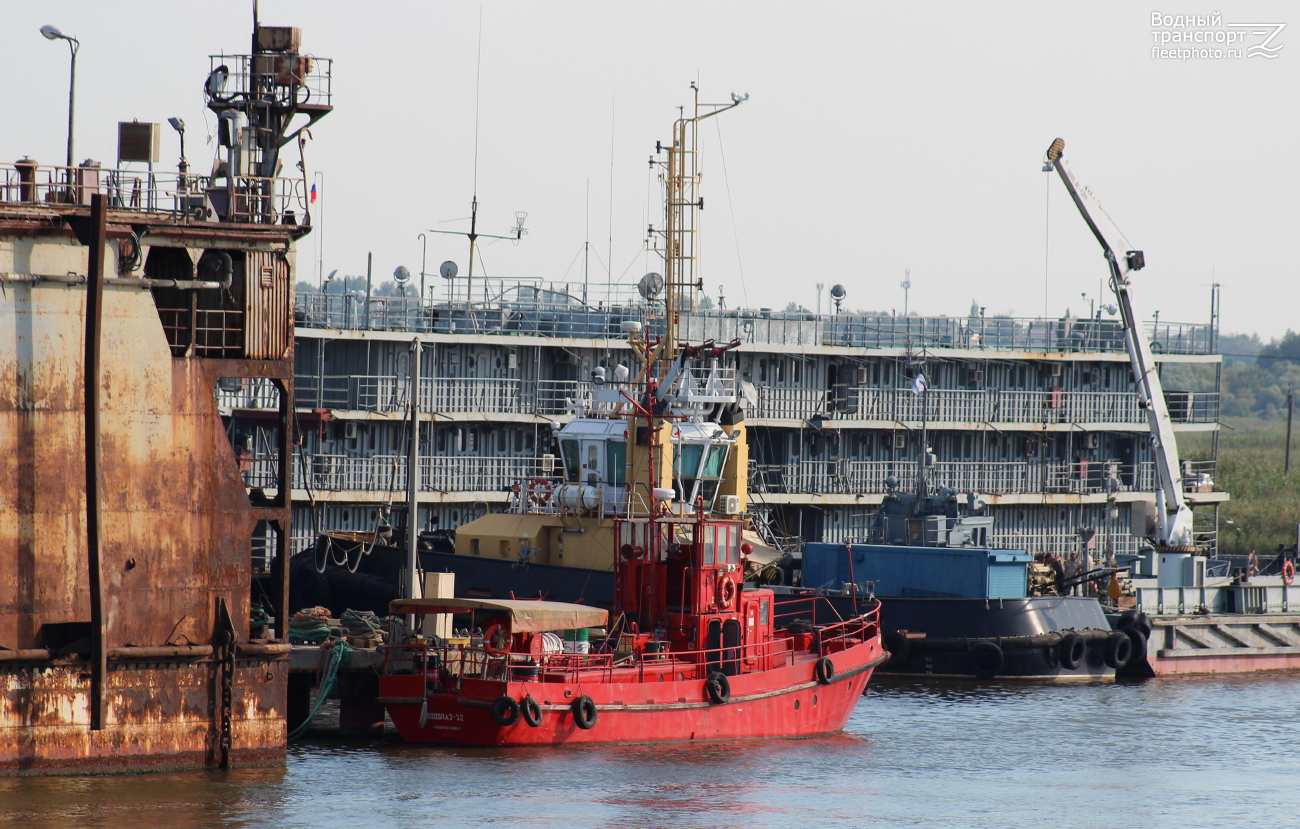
left=0, top=214, right=297, bottom=773
left=0, top=658, right=286, bottom=774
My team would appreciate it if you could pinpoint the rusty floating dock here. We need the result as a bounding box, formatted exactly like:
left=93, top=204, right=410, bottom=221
left=1, top=18, right=331, bottom=774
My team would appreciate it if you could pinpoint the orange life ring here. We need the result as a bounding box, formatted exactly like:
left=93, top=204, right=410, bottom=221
left=1247, top=552, right=1258, bottom=578
left=1283, top=560, right=1295, bottom=586
left=715, top=573, right=736, bottom=608
left=528, top=478, right=553, bottom=506
left=483, top=624, right=511, bottom=657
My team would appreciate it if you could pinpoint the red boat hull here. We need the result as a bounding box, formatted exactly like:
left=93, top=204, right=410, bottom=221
left=380, top=641, right=885, bottom=746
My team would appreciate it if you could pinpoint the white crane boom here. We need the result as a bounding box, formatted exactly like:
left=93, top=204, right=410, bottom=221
left=1045, top=138, right=1194, bottom=550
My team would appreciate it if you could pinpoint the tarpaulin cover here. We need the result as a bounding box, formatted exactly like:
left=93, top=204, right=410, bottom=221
left=388, top=597, right=608, bottom=632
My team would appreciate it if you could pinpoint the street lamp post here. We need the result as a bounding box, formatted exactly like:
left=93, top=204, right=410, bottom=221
left=418, top=233, right=428, bottom=302
left=40, top=25, right=79, bottom=181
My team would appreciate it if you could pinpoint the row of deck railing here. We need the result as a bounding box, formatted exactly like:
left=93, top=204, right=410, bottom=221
left=243, top=452, right=1216, bottom=500
left=0, top=162, right=310, bottom=225
left=243, top=453, right=539, bottom=494
left=293, top=292, right=1215, bottom=355
left=384, top=601, right=876, bottom=685
left=219, top=375, right=1219, bottom=425
left=749, top=459, right=1160, bottom=497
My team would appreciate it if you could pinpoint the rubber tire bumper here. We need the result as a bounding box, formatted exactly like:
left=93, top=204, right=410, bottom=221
left=815, top=657, right=835, bottom=685
left=1123, top=626, right=1148, bottom=663
left=883, top=631, right=911, bottom=667
left=1118, top=610, right=1153, bottom=638
left=521, top=695, right=542, bottom=727
left=1103, top=631, right=1133, bottom=669
left=1058, top=632, right=1086, bottom=671
left=706, top=671, right=731, bottom=705
left=572, top=695, right=598, bottom=729
left=490, top=695, right=520, bottom=727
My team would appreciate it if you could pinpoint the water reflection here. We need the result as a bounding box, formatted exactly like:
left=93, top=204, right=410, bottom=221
left=0, top=766, right=287, bottom=829
left=3, top=676, right=1299, bottom=829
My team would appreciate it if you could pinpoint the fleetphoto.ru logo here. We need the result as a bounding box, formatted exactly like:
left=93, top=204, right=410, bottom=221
left=1151, top=12, right=1286, bottom=60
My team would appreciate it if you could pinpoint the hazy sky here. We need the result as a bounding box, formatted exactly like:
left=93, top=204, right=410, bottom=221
left=5, top=2, right=1296, bottom=339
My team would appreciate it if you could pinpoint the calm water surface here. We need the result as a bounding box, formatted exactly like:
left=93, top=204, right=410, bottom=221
left=3, top=675, right=1299, bottom=828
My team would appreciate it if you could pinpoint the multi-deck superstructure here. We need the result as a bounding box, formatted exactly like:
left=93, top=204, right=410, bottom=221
left=235, top=286, right=1225, bottom=582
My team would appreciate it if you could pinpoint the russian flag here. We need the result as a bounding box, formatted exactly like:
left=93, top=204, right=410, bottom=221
left=310, top=183, right=317, bottom=203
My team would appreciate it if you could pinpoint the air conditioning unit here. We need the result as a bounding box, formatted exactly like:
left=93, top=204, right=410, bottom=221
left=720, top=494, right=741, bottom=514
left=541, top=453, right=556, bottom=474
left=1049, top=364, right=1063, bottom=378
left=894, top=433, right=907, bottom=450
left=1084, top=433, right=1100, bottom=450
left=969, top=369, right=985, bottom=386
left=344, top=422, right=358, bottom=440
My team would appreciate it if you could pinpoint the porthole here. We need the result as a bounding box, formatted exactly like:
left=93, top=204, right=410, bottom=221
left=794, top=698, right=800, bottom=710
left=813, top=694, right=818, bottom=707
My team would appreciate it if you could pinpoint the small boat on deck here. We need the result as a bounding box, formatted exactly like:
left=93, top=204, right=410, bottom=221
left=377, top=493, right=886, bottom=746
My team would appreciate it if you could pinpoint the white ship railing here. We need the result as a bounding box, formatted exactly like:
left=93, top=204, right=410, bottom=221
left=749, top=459, right=1156, bottom=496
left=0, top=162, right=310, bottom=225
left=294, top=289, right=1216, bottom=356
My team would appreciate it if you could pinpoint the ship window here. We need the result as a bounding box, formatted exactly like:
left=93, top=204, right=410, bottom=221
left=760, top=600, right=769, bottom=625
left=514, top=430, right=524, bottom=453
left=702, top=526, right=716, bottom=565
left=587, top=444, right=599, bottom=485
left=776, top=361, right=784, bottom=383
left=606, top=440, right=627, bottom=487
left=792, top=360, right=802, bottom=384
left=678, top=444, right=703, bottom=477
left=759, top=360, right=767, bottom=382
left=562, top=440, right=580, bottom=483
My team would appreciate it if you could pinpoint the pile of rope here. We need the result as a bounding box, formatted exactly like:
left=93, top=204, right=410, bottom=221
left=341, top=609, right=387, bottom=644
left=250, top=605, right=272, bottom=633
left=288, top=606, right=333, bottom=645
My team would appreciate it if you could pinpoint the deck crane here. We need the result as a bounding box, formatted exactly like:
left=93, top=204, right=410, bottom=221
left=1044, top=138, right=1196, bottom=558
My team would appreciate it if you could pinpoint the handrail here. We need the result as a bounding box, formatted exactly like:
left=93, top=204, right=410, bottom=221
left=291, top=289, right=1216, bottom=355
left=382, top=603, right=879, bottom=685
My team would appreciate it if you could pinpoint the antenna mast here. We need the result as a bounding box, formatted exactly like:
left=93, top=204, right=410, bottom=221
left=648, top=85, right=746, bottom=367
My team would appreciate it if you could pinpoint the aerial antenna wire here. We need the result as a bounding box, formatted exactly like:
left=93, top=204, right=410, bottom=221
left=473, top=8, right=483, bottom=198
left=713, top=118, right=749, bottom=307
left=607, top=93, right=615, bottom=307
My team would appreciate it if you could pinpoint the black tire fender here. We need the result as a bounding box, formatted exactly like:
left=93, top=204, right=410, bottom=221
left=971, top=641, right=1004, bottom=679
left=490, top=695, right=519, bottom=727
left=520, top=695, right=542, bottom=727
left=706, top=671, right=731, bottom=705
left=1123, top=626, right=1148, bottom=664
left=883, top=631, right=911, bottom=666
left=1103, top=631, right=1134, bottom=669
left=571, top=695, right=598, bottom=729
left=814, top=656, right=835, bottom=685
left=1058, top=632, right=1086, bottom=670
left=1117, top=610, right=1153, bottom=639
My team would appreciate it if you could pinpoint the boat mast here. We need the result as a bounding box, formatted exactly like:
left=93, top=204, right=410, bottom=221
left=652, top=85, right=745, bottom=373
left=406, top=338, right=422, bottom=604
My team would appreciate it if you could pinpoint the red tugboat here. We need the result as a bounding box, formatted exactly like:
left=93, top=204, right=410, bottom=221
left=376, top=87, right=885, bottom=745
left=378, top=507, right=885, bottom=745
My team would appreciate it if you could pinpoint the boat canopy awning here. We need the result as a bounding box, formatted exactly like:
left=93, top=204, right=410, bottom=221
left=388, top=598, right=608, bottom=633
